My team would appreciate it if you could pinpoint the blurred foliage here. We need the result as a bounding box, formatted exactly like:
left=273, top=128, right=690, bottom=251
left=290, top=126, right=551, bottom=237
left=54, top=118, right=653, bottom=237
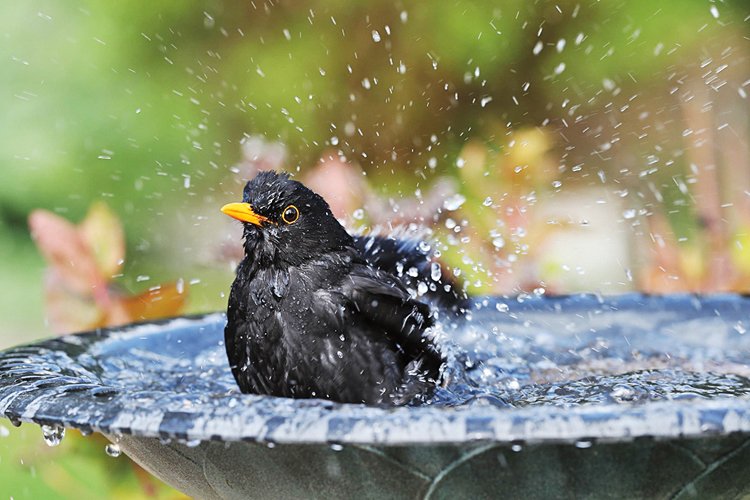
left=29, top=202, right=187, bottom=333
left=1, top=0, right=750, bottom=497
left=0, top=424, right=186, bottom=499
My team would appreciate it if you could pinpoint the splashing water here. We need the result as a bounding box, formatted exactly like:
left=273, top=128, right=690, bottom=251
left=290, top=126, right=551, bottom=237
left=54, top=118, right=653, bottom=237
left=428, top=296, right=750, bottom=408
left=430, top=262, right=442, bottom=281
left=442, top=194, right=466, bottom=211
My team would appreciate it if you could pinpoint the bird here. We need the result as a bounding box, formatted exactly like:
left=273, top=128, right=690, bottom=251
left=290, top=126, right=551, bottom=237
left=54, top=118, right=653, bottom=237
left=221, top=171, right=448, bottom=406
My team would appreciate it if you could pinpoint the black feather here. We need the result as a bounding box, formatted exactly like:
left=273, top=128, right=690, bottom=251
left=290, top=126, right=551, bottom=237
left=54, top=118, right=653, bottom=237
left=224, top=171, right=448, bottom=406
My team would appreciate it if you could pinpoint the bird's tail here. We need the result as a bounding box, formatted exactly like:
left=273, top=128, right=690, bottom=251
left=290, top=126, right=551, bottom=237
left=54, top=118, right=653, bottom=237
left=353, top=233, right=469, bottom=314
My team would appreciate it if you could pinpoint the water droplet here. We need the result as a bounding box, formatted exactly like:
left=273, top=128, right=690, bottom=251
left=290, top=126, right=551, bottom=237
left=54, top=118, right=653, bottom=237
left=735, top=322, right=747, bottom=335
left=371, top=30, right=381, bottom=43
left=105, top=443, right=121, bottom=457
left=443, top=194, right=466, bottom=211
left=417, top=282, right=428, bottom=296
left=511, top=443, right=523, bottom=452
left=492, top=236, right=505, bottom=249
left=623, top=209, right=637, bottom=220
left=611, top=384, right=636, bottom=403
left=482, top=197, right=493, bottom=207
left=330, top=136, right=339, bottom=146
left=430, top=262, right=442, bottom=281
left=602, top=78, right=616, bottom=92
left=495, top=303, right=509, bottom=313
left=41, top=424, right=65, bottom=447
left=710, top=5, right=719, bottom=18
left=0, top=424, right=9, bottom=438
left=330, top=443, right=344, bottom=452
left=575, top=440, right=593, bottom=449
left=352, top=208, right=364, bottom=220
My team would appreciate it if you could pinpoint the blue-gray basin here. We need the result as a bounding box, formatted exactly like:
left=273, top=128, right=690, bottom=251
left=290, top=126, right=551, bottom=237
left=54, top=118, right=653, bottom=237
left=2, top=294, right=750, bottom=498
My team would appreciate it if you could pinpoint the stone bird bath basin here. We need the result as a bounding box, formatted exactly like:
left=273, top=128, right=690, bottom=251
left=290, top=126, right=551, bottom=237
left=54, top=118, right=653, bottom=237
left=2, top=294, right=750, bottom=498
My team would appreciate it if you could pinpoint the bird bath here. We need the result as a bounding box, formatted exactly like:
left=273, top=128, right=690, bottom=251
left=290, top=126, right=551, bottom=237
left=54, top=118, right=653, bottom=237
left=2, top=294, right=750, bottom=498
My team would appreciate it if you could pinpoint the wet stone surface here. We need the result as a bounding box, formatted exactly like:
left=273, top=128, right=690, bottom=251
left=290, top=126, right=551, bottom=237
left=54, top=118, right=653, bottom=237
left=2, top=294, right=750, bottom=498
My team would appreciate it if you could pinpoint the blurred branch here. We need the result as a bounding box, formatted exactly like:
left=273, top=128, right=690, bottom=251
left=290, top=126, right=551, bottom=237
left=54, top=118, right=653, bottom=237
left=681, top=77, right=731, bottom=291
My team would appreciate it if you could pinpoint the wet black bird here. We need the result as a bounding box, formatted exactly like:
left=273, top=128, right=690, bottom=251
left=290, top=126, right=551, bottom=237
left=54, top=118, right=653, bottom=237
left=222, top=171, right=446, bottom=406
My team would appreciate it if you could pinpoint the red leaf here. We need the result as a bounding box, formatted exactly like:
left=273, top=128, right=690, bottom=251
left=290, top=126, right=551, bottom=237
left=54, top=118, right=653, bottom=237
left=43, top=271, right=104, bottom=334
left=29, top=210, right=104, bottom=296
left=119, top=281, right=188, bottom=322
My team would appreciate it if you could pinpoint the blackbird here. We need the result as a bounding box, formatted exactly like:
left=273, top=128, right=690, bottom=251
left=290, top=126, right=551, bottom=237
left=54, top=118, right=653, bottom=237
left=221, top=171, right=444, bottom=406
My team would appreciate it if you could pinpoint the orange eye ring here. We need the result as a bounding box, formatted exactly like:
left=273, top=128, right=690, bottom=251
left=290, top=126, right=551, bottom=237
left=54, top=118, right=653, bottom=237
left=281, top=205, right=300, bottom=224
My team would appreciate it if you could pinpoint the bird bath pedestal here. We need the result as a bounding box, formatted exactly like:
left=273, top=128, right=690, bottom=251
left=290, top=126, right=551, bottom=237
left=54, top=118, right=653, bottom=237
left=2, top=294, right=750, bottom=498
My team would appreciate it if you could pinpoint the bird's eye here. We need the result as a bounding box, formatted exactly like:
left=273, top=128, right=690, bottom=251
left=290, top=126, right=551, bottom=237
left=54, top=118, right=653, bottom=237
left=281, top=205, right=300, bottom=224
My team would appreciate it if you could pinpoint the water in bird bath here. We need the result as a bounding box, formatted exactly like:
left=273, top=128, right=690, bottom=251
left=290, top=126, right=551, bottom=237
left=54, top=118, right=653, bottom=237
left=440, top=295, right=750, bottom=409
left=15, top=293, right=746, bottom=439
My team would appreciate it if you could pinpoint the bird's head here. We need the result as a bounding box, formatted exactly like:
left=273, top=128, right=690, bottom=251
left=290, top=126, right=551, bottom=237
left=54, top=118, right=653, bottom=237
left=222, top=171, right=353, bottom=267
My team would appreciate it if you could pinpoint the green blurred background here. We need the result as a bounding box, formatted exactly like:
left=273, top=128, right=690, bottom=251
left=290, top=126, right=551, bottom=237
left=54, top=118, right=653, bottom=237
left=1, top=0, right=749, bottom=497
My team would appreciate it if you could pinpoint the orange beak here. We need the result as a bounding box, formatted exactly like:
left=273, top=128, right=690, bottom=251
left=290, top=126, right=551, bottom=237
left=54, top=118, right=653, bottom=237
left=221, top=202, right=270, bottom=226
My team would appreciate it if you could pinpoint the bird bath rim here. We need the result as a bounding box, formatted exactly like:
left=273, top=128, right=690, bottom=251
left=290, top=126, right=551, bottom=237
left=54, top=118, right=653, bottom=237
left=1, top=293, right=750, bottom=446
